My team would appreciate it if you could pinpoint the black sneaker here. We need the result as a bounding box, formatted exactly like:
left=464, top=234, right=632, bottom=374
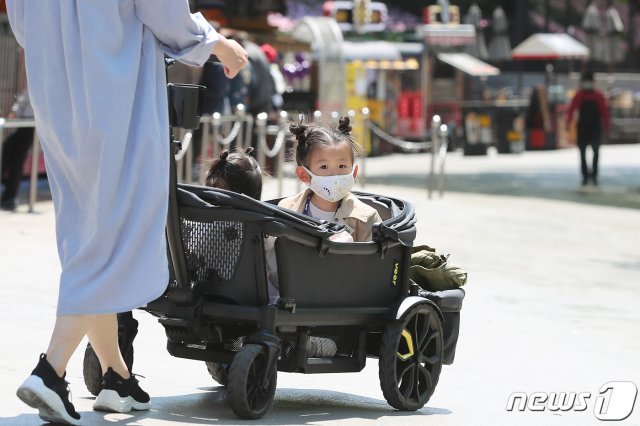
left=93, top=368, right=150, bottom=413
left=16, top=354, right=81, bottom=425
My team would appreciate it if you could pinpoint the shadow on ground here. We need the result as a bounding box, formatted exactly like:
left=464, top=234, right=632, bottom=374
left=0, top=388, right=451, bottom=425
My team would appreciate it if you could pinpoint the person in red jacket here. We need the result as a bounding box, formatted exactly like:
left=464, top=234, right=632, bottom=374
left=567, top=70, right=610, bottom=186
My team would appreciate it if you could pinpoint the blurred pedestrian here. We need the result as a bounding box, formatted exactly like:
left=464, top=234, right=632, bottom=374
left=1, top=87, right=33, bottom=211
left=191, top=57, right=229, bottom=161
left=567, top=70, right=610, bottom=186
left=191, top=21, right=230, bottom=162
left=244, top=37, right=277, bottom=118
left=6, top=1, right=247, bottom=424
left=226, top=62, right=253, bottom=113
left=259, top=43, right=286, bottom=174
left=222, top=31, right=276, bottom=152
left=222, top=30, right=253, bottom=113
left=260, top=43, right=285, bottom=115
left=198, top=22, right=230, bottom=117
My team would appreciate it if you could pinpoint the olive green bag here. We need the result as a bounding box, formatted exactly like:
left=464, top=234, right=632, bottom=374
left=409, top=245, right=468, bottom=291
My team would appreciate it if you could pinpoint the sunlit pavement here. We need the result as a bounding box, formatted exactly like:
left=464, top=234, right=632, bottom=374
left=1, top=144, right=639, bottom=425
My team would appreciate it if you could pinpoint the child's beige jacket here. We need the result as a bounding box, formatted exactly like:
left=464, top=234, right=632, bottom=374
left=278, top=188, right=382, bottom=242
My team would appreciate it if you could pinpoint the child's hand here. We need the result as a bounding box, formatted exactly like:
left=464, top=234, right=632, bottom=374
left=329, top=231, right=353, bottom=243
left=212, top=36, right=248, bottom=79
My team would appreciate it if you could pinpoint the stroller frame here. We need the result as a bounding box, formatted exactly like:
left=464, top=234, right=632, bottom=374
left=137, top=80, right=463, bottom=419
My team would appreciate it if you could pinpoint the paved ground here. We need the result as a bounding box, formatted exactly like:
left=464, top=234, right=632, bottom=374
left=1, top=144, right=639, bottom=425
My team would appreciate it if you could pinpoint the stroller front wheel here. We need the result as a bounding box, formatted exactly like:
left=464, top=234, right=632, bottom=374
left=379, top=303, right=443, bottom=411
left=228, top=343, right=277, bottom=419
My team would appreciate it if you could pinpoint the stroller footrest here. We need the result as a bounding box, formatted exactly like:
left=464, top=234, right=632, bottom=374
left=303, top=355, right=365, bottom=374
left=167, top=340, right=235, bottom=363
left=421, top=288, right=465, bottom=312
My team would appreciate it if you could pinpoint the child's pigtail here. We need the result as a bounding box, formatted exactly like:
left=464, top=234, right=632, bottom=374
left=204, top=150, right=228, bottom=183
left=242, top=146, right=261, bottom=174
left=289, top=122, right=308, bottom=145
left=290, top=122, right=311, bottom=166
left=337, top=115, right=363, bottom=159
left=337, top=116, right=352, bottom=136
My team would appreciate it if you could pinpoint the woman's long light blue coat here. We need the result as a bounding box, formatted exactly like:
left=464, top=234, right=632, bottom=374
left=6, top=1, right=218, bottom=314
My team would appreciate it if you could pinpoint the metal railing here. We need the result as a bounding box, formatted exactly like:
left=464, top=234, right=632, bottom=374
left=360, top=109, right=448, bottom=198
left=255, top=111, right=289, bottom=197
left=362, top=110, right=432, bottom=153
left=179, top=105, right=255, bottom=184
left=174, top=108, right=292, bottom=197
left=428, top=115, right=449, bottom=199
left=0, top=117, right=40, bottom=212
left=2, top=107, right=449, bottom=213
left=175, top=107, right=449, bottom=199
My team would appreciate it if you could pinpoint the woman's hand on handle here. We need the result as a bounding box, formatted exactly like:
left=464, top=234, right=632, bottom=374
left=212, top=36, right=248, bottom=79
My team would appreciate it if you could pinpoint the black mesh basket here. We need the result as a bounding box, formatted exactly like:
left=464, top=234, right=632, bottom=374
left=181, top=218, right=245, bottom=290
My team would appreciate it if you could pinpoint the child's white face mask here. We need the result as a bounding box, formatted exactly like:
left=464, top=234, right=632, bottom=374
left=303, top=166, right=355, bottom=203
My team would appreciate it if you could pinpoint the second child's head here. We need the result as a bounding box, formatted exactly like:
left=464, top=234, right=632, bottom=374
left=203, top=147, right=262, bottom=200
left=289, top=115, right=362, bottom=203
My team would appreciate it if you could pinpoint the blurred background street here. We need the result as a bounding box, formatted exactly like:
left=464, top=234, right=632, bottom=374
left=2, top=0, right=640, bottom=424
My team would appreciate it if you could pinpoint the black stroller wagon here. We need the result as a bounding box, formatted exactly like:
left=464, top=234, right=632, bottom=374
left=84, top=82, right=465, bottom=420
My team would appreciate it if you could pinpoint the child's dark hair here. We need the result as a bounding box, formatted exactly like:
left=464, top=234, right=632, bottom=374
left=289, top=115, right=363, bottom=167
left=203, top=147, right=262, bottom=200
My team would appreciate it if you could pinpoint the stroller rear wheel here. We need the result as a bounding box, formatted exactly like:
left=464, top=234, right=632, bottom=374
left=83, top=343, right=135, bottom=396
left=205, top=362, right=229, bottom=386
left=379, top=303, right=443, bottom=411
left=228, top=344, right=277, bottom=419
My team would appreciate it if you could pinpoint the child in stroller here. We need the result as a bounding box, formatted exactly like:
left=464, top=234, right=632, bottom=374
left=271, top=114, right=385, bottom=358
left=202, top=147, right=262, bottom=200
left=279, top=115, right=381, bottom=242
